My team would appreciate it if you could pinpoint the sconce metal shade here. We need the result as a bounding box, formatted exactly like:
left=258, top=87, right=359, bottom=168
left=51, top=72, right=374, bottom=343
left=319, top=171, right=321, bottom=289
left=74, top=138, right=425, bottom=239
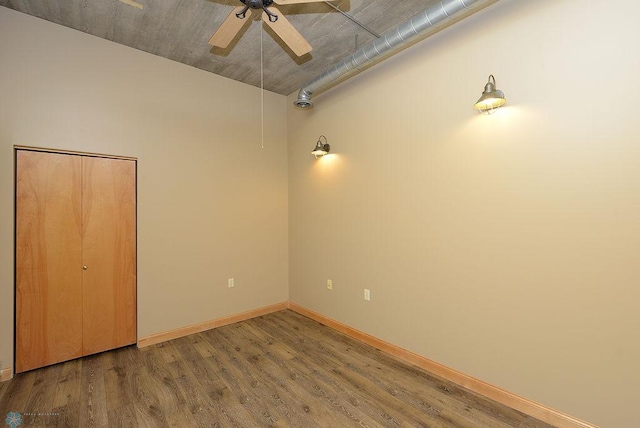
left=311, top=135, right=330, bottom=158
left=473, top=75, right=506, bottom=113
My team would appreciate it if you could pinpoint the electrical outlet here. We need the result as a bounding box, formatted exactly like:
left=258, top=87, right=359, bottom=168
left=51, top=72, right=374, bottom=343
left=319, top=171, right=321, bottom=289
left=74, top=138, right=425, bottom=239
left=327, top=279, right=333, bottom=290
left=364, top=289, right=370, bottom=301
left=228, top=278, right=235, bottom=288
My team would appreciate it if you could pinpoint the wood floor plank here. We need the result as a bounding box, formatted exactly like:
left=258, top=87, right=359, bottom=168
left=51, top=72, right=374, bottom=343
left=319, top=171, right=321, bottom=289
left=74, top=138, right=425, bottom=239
left=212, top=324, right=338, bottom=427
left=164, top=404, right=200, bottom=427
left=52, top=359, right=82, bottom=409
left=250, top=314, right=442, bottom=426
left=0, top=310, right=557, bottom=427
left=170, top=335, right=255, bottom=427
left=276, top=316, right=490, bottom=426
left=0, top=372, right=36, bottom=417
left=53, top=401, right=80, bottom=427
left=107, top=404, right=138, bottom=428
left=140, top=349, right=185, bottom=418
left=22, top=362, right=63, bottom=420
left=127, top=365, right=169, bottom=427
left=154, top=340, right=183, bottom=366
left=337, top=334, right=530, bottom=426
left=245, top=316, right=456, bottom=426
left=148, top=340, right=182, bottom=365
left=164, top=358, right=227, bottom=426
left=102, top=350, right=134, bottom=412
left=268, top=310, right=546, bottom=427
left=183, top=356, right=257, bottom=426
left=221, top=320, right=383, bottom=427
left=108, top=342, right=169, bottom=427
left=79, top=354, right=108, bottom=427
left=0, top=376, right=8, bottom=403
left=151, top=340, right=247, bottom=425
left=185, top=332, right=285, bottom=426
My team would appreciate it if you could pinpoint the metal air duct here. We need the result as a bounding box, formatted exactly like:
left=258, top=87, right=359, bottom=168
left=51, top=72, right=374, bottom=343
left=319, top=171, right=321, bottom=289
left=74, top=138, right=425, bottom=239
left=294, top=0, right=498, bottom=109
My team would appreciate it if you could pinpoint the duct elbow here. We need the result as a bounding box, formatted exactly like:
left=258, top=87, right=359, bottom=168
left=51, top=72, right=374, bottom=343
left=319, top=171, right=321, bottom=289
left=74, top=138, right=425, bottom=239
left=294, top=89, right=314, bottom=109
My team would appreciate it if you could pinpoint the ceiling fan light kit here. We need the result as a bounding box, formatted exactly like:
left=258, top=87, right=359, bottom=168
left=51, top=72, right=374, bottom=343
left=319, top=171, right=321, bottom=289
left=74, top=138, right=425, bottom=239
left=236, top=0, right=277, bottom=22
left=208, top=0, right=328, bottom=57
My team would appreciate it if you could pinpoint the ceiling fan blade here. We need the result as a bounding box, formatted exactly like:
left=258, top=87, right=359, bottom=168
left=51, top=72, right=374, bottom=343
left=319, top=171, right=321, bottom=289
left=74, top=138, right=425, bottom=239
left=262, top=6, right=312, bottom=57
left=209, top=6, right=253, bottom=49
left=119, top=0, right=143, bottom=9
left=274, top=0, right=333, bottom=4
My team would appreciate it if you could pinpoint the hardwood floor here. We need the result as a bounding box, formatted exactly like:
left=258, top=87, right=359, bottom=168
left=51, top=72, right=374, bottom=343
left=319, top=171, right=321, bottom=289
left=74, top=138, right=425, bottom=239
left=0, top=310, right=555, bottom=427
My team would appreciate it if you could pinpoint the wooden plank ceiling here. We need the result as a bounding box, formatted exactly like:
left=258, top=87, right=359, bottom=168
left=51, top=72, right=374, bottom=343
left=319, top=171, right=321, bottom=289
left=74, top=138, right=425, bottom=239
left=0, top=0, right=439, bottom=95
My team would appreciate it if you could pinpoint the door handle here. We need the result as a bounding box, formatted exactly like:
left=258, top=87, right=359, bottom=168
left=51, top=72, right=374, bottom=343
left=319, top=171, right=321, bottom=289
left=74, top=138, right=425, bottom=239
left=83, top=265, right=88, bottom=270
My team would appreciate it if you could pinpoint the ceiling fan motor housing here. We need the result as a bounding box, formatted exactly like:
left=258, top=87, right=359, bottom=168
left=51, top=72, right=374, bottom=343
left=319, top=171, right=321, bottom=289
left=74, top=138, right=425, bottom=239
left=241, top=0, right=274, bottom=9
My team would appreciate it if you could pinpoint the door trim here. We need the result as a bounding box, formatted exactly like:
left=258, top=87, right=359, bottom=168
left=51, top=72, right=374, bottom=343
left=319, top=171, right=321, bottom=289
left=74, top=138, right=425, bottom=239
left=14, top=145, right=137, bottom=161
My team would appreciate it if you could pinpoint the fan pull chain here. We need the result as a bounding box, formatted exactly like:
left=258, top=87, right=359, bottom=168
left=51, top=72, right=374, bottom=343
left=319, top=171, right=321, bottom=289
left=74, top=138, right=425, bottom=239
left=261, top=23, right=265, bottom=150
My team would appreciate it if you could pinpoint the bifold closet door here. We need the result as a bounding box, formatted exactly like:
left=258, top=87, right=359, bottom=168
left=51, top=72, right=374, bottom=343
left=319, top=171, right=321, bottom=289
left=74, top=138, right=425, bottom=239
left=16, top=150, right=136, bottom=373
left=16, top=151, right=84, bottom=373
left=81, top=156, right=136, bottom=355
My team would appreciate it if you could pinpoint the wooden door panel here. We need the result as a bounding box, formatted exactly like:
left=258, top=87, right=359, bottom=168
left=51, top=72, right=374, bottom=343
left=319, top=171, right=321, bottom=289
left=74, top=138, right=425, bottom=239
left=81, top=157, right=136, bottom=355
left=16, top=151, right=83, bottom=373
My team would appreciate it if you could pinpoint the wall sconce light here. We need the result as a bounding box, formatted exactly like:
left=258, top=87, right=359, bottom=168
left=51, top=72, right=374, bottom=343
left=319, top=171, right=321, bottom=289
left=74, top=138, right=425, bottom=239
left=311, top=135, right=330, bottom=158
left=473, top=75, right=506, bottom=114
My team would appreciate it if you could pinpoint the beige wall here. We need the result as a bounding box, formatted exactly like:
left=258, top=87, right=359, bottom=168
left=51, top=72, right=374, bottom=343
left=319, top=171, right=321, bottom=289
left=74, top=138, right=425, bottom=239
left=288, top=0, right=640, bottom=426
left=0, top=8, right=288, bottom=371
left=3, top=0, right=640, bottom=426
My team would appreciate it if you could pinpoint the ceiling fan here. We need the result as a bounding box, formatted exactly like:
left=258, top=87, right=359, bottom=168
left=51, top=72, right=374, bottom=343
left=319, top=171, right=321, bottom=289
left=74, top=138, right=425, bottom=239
left=209, top=0, right=332, bottom=57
